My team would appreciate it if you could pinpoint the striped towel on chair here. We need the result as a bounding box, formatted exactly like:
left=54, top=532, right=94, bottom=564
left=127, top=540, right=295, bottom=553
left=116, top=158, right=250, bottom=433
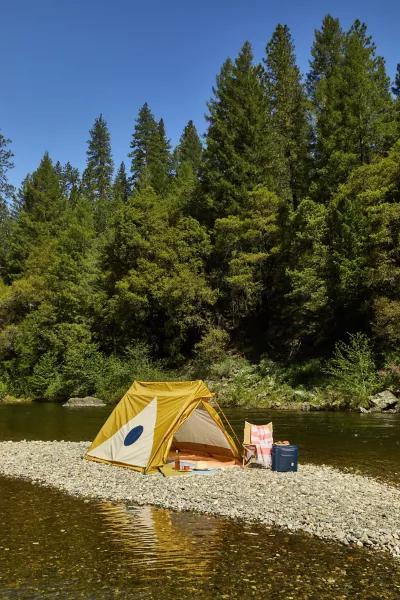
left=250, top=423, right=273, bottom=468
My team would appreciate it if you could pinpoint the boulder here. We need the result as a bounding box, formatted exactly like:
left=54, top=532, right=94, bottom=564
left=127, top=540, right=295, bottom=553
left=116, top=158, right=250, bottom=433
left=63, top=396, right=106, bottom=407
left=368, top=390, right=399, bottom=412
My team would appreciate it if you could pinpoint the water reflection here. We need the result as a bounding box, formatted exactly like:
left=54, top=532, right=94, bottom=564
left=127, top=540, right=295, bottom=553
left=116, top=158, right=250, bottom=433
left=1, top=476, right=400, bottom=599
left=98, top=502, right=220, bottom=577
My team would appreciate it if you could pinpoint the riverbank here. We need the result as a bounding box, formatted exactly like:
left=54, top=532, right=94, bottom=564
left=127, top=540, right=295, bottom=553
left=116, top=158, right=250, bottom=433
left=1, top=440, right=399, bottom=558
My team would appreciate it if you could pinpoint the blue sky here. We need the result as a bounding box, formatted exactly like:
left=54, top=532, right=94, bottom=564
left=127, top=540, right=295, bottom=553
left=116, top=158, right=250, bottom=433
left=2, top=0, right=400, bottom=188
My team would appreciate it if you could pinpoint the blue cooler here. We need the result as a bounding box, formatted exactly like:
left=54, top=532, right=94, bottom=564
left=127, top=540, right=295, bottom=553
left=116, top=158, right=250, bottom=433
left=272, top=444, right=298, bottom=472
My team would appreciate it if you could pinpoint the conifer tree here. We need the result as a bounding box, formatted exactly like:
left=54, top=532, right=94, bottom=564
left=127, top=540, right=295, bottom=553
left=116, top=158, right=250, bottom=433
left=285, top=199, right=330, bottom=350
left=0, top=131, right=14, bottom=280
left=329, top=142, right=400, bottom=345
left=307, top=15, right=344, bottom=100
left=55, top=161, right=80, bottom=199
left=150, top=118, right=171, bottom=194
left=102, top=187, right=215, bottom=357
left=129, top=103, right=157, bottom=187
left=0, top=131, right=14, bottom=209
left=341, top=20, right=394, bottom=162
left=113, top=161, right=130, bottom=203
left=264, top=24, right=311, bottom=206
left=81, top=114, right=113, bottom=201
left=8, top=153, right=66, bottom=276
left=201, top=41, right=289, bottom=220
left=307, top=15, right=345, bottom=200
left=129, top=104, right=171, bottom=195
left=308, top=16, right=395, bottom=200
left=392, top=64, right=400, bottom=135
left=174, top=120, right=203, bottom=174
left=391, top=63, right=400, bottom=97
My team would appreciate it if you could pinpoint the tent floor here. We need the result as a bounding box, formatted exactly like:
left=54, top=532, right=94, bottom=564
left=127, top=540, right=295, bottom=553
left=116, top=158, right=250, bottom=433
left=167, top=451, right=240, bottom=469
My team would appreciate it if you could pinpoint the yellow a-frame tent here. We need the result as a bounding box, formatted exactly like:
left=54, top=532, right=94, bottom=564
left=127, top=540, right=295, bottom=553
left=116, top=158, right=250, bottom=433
left=85, top=380, right=240, bottom=473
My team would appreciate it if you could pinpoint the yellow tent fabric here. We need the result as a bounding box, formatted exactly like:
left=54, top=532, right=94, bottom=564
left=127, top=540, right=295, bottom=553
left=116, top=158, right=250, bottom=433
left=85, top=380, right=240, bottom=473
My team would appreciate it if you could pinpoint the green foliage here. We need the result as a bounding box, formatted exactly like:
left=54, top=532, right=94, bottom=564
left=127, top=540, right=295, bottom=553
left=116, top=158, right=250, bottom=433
left=102, top=186, right=216, bottom=360
left=201, top=41, right=289, bottom=221
left=213, top=186, right=284, bottom=322
left=264, top=24, right=311, bottom=205
left=81, top=115, right=114, bottom=231
left=208, top=354, right=315, bottom=408
left=324, top=333, right=379, bottom=407
left=308, top=16, right=395, bottom=201
left=0, top=380, right=8, bottom=400
left=81, top=114, right=114, bottom=202
left=0, top=130, right=14, bottom=205
left=379, top=353, right=400, bottom=395
left=329, top=141, right=400, bottom=344
left=2, top=17, right=400, bottom=408
left=129, top=104, right=171, bottom=195
left=95, top=344, right=167, bottom=403
left=285, top=198, right=330, bottom=350
left=113, top=161, right=130, bottom=203
left=174, top=120, right=202, bottom=175
left=55, top=161, right=80, bottom=199
left=191, top=327, right=230, bottom=377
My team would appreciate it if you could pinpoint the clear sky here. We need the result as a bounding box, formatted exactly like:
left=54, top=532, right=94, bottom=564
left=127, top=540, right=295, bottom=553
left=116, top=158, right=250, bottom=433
left=2, top=0, right=400, bottom=188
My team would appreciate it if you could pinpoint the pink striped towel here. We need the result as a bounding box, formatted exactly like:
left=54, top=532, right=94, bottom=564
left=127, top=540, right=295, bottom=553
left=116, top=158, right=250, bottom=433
left=250, top=423, right=273, bottom=468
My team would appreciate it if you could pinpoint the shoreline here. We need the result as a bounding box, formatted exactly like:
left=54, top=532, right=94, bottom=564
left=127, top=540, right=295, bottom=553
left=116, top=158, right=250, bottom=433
left=1, top=440, right=400, bottom=558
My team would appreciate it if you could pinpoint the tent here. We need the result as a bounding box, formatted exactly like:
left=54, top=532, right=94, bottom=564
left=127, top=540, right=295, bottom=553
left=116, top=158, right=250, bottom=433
left=85, top=380, right=241, bottom=473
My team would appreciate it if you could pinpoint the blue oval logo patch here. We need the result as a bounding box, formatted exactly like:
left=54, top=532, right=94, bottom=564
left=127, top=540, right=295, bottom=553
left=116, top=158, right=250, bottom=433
left=124, top=425, right=144, bottom=446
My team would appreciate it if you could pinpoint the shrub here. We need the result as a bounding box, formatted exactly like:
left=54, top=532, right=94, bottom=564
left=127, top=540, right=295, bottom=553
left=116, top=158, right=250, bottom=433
left=0, top=380, right=8, bottom=400
left=95, top=343, right=167, bottom=403
left=191, top=327, right=230, bottom=377
left=323, top=333, right=379, bottom=407
left=379, top=353, right=400, bottom=395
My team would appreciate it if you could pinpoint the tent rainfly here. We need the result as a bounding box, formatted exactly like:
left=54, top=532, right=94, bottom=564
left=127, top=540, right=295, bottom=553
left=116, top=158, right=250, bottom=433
left=85, top=380, right=241, bottom=473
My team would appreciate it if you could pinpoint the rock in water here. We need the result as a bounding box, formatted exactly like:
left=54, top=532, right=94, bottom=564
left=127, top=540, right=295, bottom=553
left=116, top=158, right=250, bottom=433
left=63, top=396, right=106, bottom=407
left=368, top=390, right=399, bottom=412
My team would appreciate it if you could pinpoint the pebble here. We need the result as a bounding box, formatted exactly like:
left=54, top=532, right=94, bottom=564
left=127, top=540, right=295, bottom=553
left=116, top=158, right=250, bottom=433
left=0, top=440, right=399, bottom=558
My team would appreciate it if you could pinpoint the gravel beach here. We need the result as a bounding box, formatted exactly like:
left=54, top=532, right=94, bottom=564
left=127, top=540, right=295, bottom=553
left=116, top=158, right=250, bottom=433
left=1, top=440, right=400, bottom=558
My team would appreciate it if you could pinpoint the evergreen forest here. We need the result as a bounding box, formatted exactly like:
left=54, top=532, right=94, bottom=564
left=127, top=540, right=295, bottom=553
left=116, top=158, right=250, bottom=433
left=2, top=16, right=400, bottom=409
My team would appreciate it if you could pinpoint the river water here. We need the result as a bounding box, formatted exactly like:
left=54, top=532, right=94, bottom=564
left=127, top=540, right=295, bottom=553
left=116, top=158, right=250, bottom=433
left=1, top=404, right=400, bottom=599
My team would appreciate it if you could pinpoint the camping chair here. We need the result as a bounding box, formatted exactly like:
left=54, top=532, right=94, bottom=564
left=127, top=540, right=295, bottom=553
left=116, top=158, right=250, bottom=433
left=243, top=421, right=273, bottom=468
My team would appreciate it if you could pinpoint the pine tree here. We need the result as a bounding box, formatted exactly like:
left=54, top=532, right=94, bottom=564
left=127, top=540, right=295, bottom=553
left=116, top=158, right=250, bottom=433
left=328, top=142, right=400, bottom=346
left=308, top=16, right=395, bottom=200
left=0, top=131, right=14, bottom=212
left=307, top=15, right=344, bottom=100
left=0, top=131, right=14, bottom=280
left=341, top=20, right=395, bottom=163
left=174, top=120, right=203, bottom=174
left=392, top=64, right=400, bottom=135
left=7, top=153, right=67, bottom=277
left=113, top=161, right=130, bottom=203
left=307, top=15, right=346, bottom=200
left=263, top=24, right=311, bottom=206
left=213, top=186, right=285, bottom=323
left=150, top=118, right=171, bottom=194
left=102, top=187, right=215, bottom=357
left=202, top=41, right=289, bottom=220
left=129, top=103, right=157, bottom=187
left=81, top=114, right=113, bottom=201
left=55, top=161, right=80, bottom=199
left=285, top=199, right=330, bottom=350
left=392, top=63, right=400, bottom=97
left=129, top=104, right=171, bottom=195
left=19, top=153, right=65, bottom=221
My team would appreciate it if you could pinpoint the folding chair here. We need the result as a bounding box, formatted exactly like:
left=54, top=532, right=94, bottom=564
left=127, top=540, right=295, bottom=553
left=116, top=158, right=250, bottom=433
left=242, top=421, right=273, bottom=468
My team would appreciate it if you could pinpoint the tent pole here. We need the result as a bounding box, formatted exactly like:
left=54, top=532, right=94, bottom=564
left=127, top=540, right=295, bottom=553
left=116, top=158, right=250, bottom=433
left=213, top=398, right=242, bottom=448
